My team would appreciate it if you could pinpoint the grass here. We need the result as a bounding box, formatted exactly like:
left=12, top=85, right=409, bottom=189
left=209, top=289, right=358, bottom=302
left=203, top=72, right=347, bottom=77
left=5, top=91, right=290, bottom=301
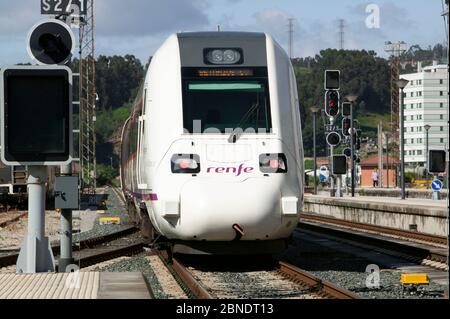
left=356, top=112, right=392, bottom=131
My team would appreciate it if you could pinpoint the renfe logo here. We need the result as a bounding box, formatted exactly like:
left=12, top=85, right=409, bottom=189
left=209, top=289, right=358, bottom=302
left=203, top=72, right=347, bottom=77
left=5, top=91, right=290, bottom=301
left=207, top=164, right=254, bottom=177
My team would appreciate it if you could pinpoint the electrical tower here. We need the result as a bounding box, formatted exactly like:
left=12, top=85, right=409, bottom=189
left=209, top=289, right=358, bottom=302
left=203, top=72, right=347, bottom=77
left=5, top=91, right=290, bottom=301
left=288, top=18, right=294, bottom=59
left=384, top=41, right=407, bottom=132
left=79, top=0, right=97, bottom=193
left=338, top=19, right=345, bottom=50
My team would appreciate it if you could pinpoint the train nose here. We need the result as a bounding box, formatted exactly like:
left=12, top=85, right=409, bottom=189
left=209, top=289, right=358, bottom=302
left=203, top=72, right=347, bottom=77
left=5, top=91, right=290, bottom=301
left=173, top=178, right=295, bottom=241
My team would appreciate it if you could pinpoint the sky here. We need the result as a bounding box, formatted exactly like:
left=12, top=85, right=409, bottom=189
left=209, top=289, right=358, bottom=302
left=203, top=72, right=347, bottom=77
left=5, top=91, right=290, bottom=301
left=0, top=0, right=448, bottom=65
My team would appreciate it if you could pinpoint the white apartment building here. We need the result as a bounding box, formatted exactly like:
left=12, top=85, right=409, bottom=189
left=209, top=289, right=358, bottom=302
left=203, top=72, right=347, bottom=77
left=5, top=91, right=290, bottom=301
left=401, top=61, right=448, bottom=166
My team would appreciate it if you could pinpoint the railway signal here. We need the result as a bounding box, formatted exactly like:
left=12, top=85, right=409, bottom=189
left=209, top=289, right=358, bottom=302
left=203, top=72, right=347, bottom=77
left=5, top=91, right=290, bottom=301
left=332, top=155, right=347, bottom=175
left=351, top=128, right=359, bottom=145
left=0, top=65, right=73, bottom=273
left=428, top=150, right=447, bottom=173
left=1, top=66, right=73, bottom=165
left=342, top=118, right=351, bottom=136
left=326, top=132, right=341, bottom=147
left=343, top=148, right=352, bottom=158
left=324, top=70, right=340, bottom=90
left=27, top=19, right=75, bottom=65
left=355, top=136, right=361, bottom=151
left=342, top=102, right=351, bottom=117
left=325, top=90, right=340, bottom=117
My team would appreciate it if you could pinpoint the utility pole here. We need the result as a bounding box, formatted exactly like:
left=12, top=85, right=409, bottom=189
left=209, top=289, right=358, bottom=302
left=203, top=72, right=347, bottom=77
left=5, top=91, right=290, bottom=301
left=397, top=79, right=409, bottom=200
left=378, top=122, right=383, bottom=187
left=310, top=107, right=320, bottom=195
left=441, top=0, right=449, bottom=281
left=425, top=125, right=431, bottom=189
left=288, top=18, right=294, bottom=59
left=386, top=133, right=390, bottom=188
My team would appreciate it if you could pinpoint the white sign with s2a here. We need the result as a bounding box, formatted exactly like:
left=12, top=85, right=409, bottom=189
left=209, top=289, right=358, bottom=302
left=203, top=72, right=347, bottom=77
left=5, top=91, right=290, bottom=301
left=41, top=0, right=87, bottom=15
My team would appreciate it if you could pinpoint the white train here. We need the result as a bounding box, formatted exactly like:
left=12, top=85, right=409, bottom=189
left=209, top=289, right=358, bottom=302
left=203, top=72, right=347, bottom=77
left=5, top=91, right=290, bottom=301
left=120, top=32, right=304, bottom=254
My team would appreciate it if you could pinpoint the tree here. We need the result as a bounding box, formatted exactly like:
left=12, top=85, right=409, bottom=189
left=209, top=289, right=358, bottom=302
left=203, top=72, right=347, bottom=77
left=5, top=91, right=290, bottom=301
left=96, top=163, right=118, bottom=186
left=95, top=55, right=144, bottom=110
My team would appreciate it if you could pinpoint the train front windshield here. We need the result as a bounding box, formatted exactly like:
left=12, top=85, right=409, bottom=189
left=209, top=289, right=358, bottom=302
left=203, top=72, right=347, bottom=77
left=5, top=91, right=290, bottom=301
left=182, top=70, right=272, bottom=134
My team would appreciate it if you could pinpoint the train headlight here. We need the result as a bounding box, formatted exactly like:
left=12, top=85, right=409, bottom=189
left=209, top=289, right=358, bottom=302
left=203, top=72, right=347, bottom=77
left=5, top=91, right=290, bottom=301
left=171, top=154, right=201, bottom=174
left=259, top=154, right=288, bottom=174
left=204, top=48, right=242, bottom=65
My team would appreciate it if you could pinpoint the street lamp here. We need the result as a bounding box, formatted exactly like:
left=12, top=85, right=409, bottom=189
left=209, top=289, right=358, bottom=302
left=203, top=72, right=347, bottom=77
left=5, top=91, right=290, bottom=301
left=397, top=78, right=409, bottom=200
left=424, top=124, right=431, bottom=189
left=310, top=106, right=320, bottom=195
left=345, top=94, right=358, bottom=197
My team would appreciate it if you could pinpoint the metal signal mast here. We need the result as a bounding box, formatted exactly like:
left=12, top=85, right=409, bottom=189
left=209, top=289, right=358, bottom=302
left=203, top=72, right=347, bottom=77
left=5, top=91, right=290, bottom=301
left=384, top=41, right=407, bottom=132
left=79, top=0, right=96, bottom=193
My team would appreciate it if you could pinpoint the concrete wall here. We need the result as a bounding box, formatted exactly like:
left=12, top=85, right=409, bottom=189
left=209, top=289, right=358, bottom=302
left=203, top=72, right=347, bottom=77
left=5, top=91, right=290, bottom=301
left=303, top=196, right=448, bottom=236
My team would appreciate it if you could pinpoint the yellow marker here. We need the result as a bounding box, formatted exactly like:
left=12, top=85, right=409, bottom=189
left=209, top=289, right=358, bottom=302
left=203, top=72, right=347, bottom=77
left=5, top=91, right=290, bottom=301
left=400, top=274, right=430, bottom=286
left=97, top=210, right=106, bottom=214
left=99, top=217, right=121, bottom=225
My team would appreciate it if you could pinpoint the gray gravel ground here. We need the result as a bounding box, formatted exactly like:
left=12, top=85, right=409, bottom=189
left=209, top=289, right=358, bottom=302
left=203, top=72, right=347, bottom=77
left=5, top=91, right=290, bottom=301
left=83, top=189, right=170, bottom=299
left=73, top=187, right=134, bottom=243
left=281, top=231, right=446, bottom=299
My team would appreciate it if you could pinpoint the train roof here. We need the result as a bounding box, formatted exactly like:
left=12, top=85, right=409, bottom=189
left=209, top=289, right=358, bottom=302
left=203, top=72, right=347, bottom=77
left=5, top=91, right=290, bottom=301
left=177, top=31, right=266, bottom=39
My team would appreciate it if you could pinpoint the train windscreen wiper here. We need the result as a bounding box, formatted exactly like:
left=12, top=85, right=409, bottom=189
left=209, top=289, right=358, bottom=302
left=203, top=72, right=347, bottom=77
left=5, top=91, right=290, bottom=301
left=228, top=101, right=260, bottom=143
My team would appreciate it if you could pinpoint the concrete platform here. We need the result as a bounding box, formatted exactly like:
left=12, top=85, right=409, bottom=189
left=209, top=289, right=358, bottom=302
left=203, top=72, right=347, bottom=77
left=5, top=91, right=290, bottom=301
left=0, top=272, right=152, bottom=299
left=304, top=195, right=448, bottom=236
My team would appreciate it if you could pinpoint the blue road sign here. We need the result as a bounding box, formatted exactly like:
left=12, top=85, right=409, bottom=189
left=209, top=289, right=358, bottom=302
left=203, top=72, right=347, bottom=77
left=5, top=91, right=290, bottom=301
left=431, top=179, right=443, bottom=192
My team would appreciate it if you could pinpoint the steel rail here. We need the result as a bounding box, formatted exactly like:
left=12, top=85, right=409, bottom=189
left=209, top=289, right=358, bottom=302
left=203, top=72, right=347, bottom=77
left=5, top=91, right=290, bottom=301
left=301, top=212, right=447, bottom=245
left=76, top=241, right=146, bottom=268
left=298, top=219, right=448, bottom=265
left=278, top=261, right=360, bottom=299
left=0, top=212, right=27, bottom=228
left=0, top=226, right=139, bottom=268
left=157, top=251, right=213, bottom=299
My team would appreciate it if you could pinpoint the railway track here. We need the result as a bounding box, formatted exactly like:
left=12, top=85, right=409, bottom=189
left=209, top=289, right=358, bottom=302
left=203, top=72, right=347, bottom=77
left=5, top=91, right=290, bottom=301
left=301, top=212, right=447, bottom=246
left=298, top=219, right=448, bottom=268
left=157, top=251, right=359, bottom=299
left=76, top=240, right=147, bottom=268
left=277, top=261, right=360, bottom=299
left=0, top=226, right=140, bottom=268
left=0, top=212, right=27, bottom=228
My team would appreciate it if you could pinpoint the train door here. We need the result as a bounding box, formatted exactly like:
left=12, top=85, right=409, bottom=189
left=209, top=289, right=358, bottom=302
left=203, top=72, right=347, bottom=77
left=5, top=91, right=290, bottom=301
left=137, top=88, right=147, bottom=190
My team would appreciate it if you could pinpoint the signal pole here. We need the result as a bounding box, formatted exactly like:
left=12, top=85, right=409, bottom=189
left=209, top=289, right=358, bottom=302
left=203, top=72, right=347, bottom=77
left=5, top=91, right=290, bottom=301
left=16, top=167, right=55, bottom=273
left=330, top=117, right=335, bottom=197
left=346, top=95, right=358, bottom=197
